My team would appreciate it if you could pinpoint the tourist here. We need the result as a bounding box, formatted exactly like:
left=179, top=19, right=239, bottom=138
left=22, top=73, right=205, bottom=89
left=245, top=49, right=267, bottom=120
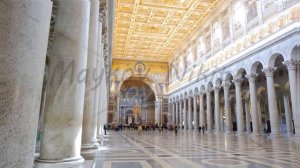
left=175, top=126, right=178, bottom=135
left=104, top=124, right=107, bottom=135
left=138, top=125, right=142, bottom=135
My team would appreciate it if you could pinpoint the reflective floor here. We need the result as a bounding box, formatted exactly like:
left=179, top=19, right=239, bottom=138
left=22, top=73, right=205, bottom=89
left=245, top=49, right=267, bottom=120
left=92, top=130, right=300, bottom=168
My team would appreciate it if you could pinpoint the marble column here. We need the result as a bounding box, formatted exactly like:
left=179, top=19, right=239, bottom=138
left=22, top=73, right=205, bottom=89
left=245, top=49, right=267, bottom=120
left=97, top=42, right=105, bottom=139
left=283, top=92, right=293, bottom=135
left=184, top=98, right=188, bottom=130
left=176, top=101, right=179, bottom=126
left=116, top=93, right=121, bottom=124
left=179, top=100, right=183, bottom=129
left=206, top=90, right=213, bottom=132
left=246, top=74, right=260, bottom=135
left=0, top=1, right=52, bottom=167
left=155, top=98, right=161, bottom=125
left=222, top=82, right=232, bottom=133
left=188, top=97, right=192, bottom=130
left=284, top=60, right=299, bottom=137
left=81, top=0, right=100, bottom=151
left=263, top=68, right=280, bottom=135
left=199, top=91, right=205, bottom=127
left=172, top=102, right=176, bottom=126
left=214, top=86, right=221, bottom=132
left=38, top=0, right=90, bottom=164
left=193, top=95, right=198, bottom=131
left=244, top=99, right=251, bottom=133
left=257, top=96, right=263, bottom=133
left=233, top=78, right=245, bottom=134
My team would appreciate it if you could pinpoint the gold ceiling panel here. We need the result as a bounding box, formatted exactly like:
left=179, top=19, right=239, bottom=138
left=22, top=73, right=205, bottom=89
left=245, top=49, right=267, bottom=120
left=113, top=0, right=220, bottom=62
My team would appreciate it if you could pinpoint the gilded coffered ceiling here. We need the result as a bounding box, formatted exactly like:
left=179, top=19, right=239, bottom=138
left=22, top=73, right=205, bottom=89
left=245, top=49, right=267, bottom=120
left=113, top=0, right=220, bottom=62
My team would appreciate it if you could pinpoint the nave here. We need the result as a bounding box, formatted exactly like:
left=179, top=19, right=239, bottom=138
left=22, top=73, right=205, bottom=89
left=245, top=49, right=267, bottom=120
left=87, top=131, right=299, bottom=168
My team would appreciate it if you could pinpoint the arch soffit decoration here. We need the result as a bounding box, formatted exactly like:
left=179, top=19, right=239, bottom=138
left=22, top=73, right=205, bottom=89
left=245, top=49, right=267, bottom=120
left=117, top=75, right=160, bottom=97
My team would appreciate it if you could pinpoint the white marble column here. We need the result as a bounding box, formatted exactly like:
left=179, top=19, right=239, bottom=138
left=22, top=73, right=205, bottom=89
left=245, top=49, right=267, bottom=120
left=257, top=96, right=263, bottom=133
left=179, top=100, right=183, bottom=129
left=214, top=86, right=221, bottom=132
left=199, top=91, right=205, bottom=127
left=283, top=92, right=293, bottom=135
left=263, top=68, right=280, bottom=135
left=233, top=78, right=245, bottom=134
left=116, top=93, right=121, bottom=124
left=0, top=1, right=52, bottom=167
left=97, top=42, right=105, bottom=139
left=206, top=90, right=213, bottom=132
left=172, top=102, right=176, bottom=126
left=246, top=74, right=260, bottom=135
left=193, top=95, right=198, bottom=131
left=284, top=60, right=299, bottom=137
left=184, top=98, right=188, bottom=130
left=222, top=82, right=232, bottom=133
left=155, top=98, right=161, bottom=125
left=176, top=102, right=178, bottom=126
left=244, top=99, right=251, bottom=133
left=188, top=97, right=192, bottom=130
left=81, top=0, right=100, bottom=152
left=38, top=0, right=90, bottom=164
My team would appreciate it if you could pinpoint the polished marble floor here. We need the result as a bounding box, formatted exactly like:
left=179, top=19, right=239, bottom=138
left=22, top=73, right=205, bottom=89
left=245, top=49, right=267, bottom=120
left=89, top=130, right=300, bottom=168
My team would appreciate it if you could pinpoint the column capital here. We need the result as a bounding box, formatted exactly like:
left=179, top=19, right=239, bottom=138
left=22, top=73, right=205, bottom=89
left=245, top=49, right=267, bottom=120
left=245, top=74, right=257, bottom=83
left=221, top=82, right=231, bottom=90
left=206, top=89, right=212, bottom=94
left=213, top=86, right=221, bottom=92
left=232, top=78, right=242, bottom=87
left=283, top=60, right=297, bottom=71
left=199, top=90, right=206, bottom=96
left=262, top=67, right=276, bottom=77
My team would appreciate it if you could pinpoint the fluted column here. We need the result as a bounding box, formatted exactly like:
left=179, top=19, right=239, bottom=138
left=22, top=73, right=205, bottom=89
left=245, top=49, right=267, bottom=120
left=184, top=98, right=188, bottom=130
left=0, top=1, right=52, bottom=167
left=283, top=92, right=293, bottom=135
left=284, top=60, right=299, bottom=137
left=206, top=90, right=213, bottom=132
left=38, top=0, right=91, bottom=164
left=222, top=82, right=232, bottom=133
left=81, top=0, right=100, bottom=152
left=233, top=78, right=245, bottom=134
left=246, top=74, right=260, bottom=135
left=193, top=95, right=198, bottom=131
left=214, top=86, right=221, bottom=132
left=263, top=68, right=280, bottom=135
left=199, top=91, right=205, bottom=127
left=188, top=97, right=192, bottom=130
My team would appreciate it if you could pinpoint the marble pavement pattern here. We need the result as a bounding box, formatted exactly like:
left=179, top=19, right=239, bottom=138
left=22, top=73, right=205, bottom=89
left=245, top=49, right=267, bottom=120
left=89, top=131, right=300, bottom=168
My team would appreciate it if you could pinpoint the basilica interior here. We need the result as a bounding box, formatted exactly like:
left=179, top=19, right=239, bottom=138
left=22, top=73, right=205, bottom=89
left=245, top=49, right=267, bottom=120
left=1, top=0, right=300, bottom=168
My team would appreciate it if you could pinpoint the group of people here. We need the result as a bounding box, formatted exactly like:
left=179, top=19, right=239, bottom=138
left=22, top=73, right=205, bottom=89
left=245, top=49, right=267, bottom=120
left=174, top=125, right=207, bottom=135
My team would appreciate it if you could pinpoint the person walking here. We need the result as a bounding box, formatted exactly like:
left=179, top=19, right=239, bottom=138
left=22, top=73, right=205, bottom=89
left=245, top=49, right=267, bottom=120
left=175, top=126, right=178, bottom=135
left=202, top=125, right=205, bottom=134
left=104, top=124, right=107, bottom=135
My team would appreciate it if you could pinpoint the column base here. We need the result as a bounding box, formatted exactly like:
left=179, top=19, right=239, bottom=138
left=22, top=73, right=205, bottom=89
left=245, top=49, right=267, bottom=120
left=81, top=142, right=100, bottom=150
left=81, top=149, right=98, bottom=160
left=35, top=156, right=84, bottom=167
